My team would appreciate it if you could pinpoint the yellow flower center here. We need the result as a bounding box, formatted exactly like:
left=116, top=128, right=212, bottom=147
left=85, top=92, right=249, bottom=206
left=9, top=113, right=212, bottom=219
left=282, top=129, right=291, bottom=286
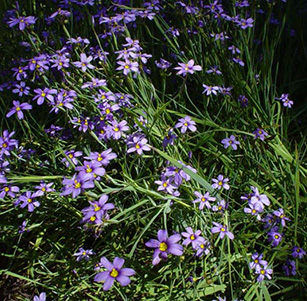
left=201, top=197, right=206, bottom=202
left=114, top=127, right=119, bottom=132
left=86, top=168, right=93, bottom=173
left=184, top=122, right=188, bottom=126
left=218, top=181, right=223, bottom=186
left=27, top=198, right=32, bottom=203
left=42, top=187, right=46, bottom=192
left=260, top=270, right=265, bottom=275
left=2, top=143, right=7, bottom=148
left=105, top=108, right=110, bottom=114
left=74, top=180, right=81, bottom=188
left=97, top=155, right=102, bottom=162
left=135, top=144, right=140, bottom=149
left=110, top=268, right=119, bottom=278
left=159, top=242, right=168, bottom=251
left=163, top=182, right=168, bottom=187
left=252, top=209, right=256, bottom=214
left=200, top=244, right=204, bottom=249
left=16, top=106, right=21, bottom=111
left=4, top=187, right=10, bottom=192
left=90, top=216, right=96, bottom=222
left=82, top=63, right=86, bottom=66
left=274, top=234, right=279, bottom=239
left=125, top=65, right=130, bottom=69
left=68, top=154, right=73, bottom=158
left=221, top=227, right=225, bottom=232
left=41, top=92, right=46, bottom=97
left=94, top=205, right=101, bottom=212
left=190, top=235, right=195, bottom=240
left=255, top=259, right=258, bottom=263
left=218, top=206, right=222, bottom=211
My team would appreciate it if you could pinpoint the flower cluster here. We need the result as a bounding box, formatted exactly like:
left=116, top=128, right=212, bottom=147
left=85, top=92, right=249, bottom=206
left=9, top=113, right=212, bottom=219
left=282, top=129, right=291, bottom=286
left=249, top=253, right=273, bottom=282
left=155, top=161, right=196, bottom=196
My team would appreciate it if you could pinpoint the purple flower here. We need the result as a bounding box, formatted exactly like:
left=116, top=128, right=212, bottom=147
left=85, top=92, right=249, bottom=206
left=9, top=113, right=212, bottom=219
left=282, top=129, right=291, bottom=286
left=202, top=84, right=219, bottom=96
left=164, top=163, right=194, bottom=186
left=49, top=8, right=71, bottom=19
left=145, top=229, right=183, bottom=265
left=162, top=130, right=177, bottom=148
left=238, top=95, right=248, bottom=107
left=277, top=93, right=293, bottom=108
left=282, top=259, right=296, bottom=276
left=250, top=186, right=270, bottom=208
left=6, top=101, right=32, bottom=120
left=18, top=220, right=29, bottom=234
left=195, top=240, right=210, bottom=257
left=33, top=88, right=57, bottom=105
left=206, top=65, right=222, bottom=75
left=155, top=175, right=178, bottom=195
left=212, top=175, right=230, bottom=190
left=228, top=45, right=241, bottom=55
left=262, top=213, right=276, bottom=229
left=81, top=194, right=115, bottom=224
left=33, top=292, right=46, bottom=301
left=51, top=54, right=70, bottom=70
left=76, top=160, right=106, bottom=181
left=8, top=16, right=36, bottom=30
left=0, top=130, right=18, bottom=156
left=221, top=135, right=240, bottom=150
left=243, top=202, right=263, bottom=220
left=255, top=266, right=273, bottom=282
left=73, top=248, right=95, bottom=261
left=127, top=135, right=150, bottom=155
left=109, top=120, right=129, bottom=140
left=273, top=208, right=290, bottom=227
left=236, top=18, right=254, bottom=29
left=212, top=200, right=228, bottom=213
left=73, top=53, right=95, bottom=72
left=174, top=59, right=202, bottom=76
left=94, top=257, right=135, bottom=291
left=61, top=174, right=94, bottom=198
left=175, top=116, right=196, bottom=134
left=249, top=253, right=268, bottom=271
left=12, top=81, right=30, bottom=97
left=0, top=185, right=19, bottom=199
left=17, top=191, right=40, bottom=212
left=268, top=230, right=283, bottom=247
left=181, top=227, right=203, bottom=249
left=84, top=149, right=117, bottom=166
left=49, top=93, right=74, bottom=114
left=82, top=78, right=107, bottom=89
left=33, top=181, right=55, bottom=197
left=155, top=58, right=172, bottom=69
left=61, top=150, right=83, bottom=167
left=291, top=246, right=306, bottom=259
left=211, top=222, right=234, bottom=240
left=253, top=128, right=268, bottom=141
left=116, top=60, right=139, bottom=76
left=193, top=191, right=216, bottom=210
